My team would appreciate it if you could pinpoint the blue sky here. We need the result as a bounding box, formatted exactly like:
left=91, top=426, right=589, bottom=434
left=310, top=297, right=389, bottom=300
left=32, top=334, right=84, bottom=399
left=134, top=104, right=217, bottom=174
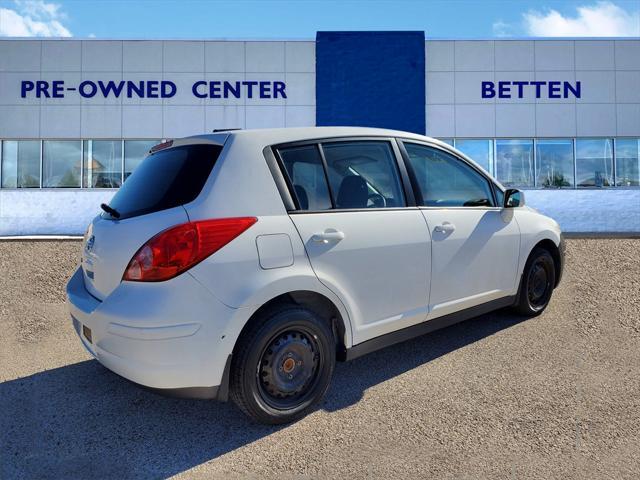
left=0, top=0, right=639, bottom=38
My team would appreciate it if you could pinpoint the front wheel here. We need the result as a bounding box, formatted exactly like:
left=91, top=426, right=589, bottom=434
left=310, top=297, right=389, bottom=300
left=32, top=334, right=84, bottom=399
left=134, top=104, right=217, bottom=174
left=230, top=305, right=336, bottom=424
left=514, top=247, right=556, bottom=316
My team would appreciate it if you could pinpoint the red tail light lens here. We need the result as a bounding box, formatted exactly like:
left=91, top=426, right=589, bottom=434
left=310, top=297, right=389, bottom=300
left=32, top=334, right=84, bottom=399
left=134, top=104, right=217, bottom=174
left=123, top=217, right=257, bottom=282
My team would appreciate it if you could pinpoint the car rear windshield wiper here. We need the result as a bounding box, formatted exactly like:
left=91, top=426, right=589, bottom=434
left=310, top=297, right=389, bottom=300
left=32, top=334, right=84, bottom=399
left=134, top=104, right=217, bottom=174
left=100, top=203, right=121, bottom=219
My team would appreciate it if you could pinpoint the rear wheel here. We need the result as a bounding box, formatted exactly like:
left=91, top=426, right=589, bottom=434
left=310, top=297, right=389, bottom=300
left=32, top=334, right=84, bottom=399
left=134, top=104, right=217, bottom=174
left=230, top=305, right=335, bottom=424
left=514, top=247, right=556, bottom=316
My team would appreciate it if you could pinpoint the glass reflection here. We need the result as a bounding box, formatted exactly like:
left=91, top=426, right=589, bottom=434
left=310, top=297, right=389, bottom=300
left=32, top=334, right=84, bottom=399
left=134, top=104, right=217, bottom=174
left=495, top=139, right=534, bottom=188
left=124, top=140, right=159, bottom=180
left=615, top=139, right=639, bottom=187
left=1, top=140, right=40, bottom=188
left=43, top=141, right=81, bottom=188
left=455, top=139, right=493, bottom=173
left=576, top=139, right=613, bottom=187
left=536, top=139, right=574, bottom=188
left=83, top=140, right=123, bottom=188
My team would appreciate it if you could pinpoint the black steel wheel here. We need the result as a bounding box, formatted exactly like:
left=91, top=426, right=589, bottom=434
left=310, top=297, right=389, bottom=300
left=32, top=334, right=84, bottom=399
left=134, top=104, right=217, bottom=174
left=230, top=305, right=335, bottom=424
left=257, top=327, right=323, bottom=410
left=514, top=247, right=556, bottom=316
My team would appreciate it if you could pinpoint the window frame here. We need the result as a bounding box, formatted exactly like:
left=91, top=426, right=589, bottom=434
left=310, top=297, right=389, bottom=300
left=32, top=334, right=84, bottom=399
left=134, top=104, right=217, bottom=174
left=534, top=138, right=576, bottom=189
left=82, top=139, right=125, bottom=189
left=574, top=138, right=615, bottom=188
left=42, top=139, right=83, bottom=189
left=494, top=138, right=536, bottom=189
left=272, top=143, right=334, bottom=211
left=268, top=136, right=417, bottom=213
left=0, top=138, right=161, bottom=190
left=614, top=138, right=640, bottom=188
left=0, top=139, right=43, bottom=190
left=397, top=138, right=501, bottom=209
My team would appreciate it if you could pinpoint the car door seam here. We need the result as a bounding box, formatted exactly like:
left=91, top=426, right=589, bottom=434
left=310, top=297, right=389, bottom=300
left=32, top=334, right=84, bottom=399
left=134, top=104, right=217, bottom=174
left=286, top=213, right=355, bottom=344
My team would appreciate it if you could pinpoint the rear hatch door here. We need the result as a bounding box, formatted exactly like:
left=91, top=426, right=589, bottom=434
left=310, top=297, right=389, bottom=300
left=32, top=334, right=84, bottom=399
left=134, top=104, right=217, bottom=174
left=82, top=141, right=224, bottom=300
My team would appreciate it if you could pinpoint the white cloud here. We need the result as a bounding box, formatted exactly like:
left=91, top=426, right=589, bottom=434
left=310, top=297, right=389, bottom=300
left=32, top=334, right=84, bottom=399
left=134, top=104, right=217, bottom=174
left=494, top=1, right=640, bottom=37
left=492, top=20, right=516, bottom=37
left=0, top=0, right=71, bottom=37
left=523, top=1, right=639, bottom=37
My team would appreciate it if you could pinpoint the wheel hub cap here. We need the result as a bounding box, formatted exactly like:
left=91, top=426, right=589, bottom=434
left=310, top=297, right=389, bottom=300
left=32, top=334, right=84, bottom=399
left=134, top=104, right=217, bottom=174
left=259, top=331, right=318, bottom=400
left=282, top=357, right=296, bottom=373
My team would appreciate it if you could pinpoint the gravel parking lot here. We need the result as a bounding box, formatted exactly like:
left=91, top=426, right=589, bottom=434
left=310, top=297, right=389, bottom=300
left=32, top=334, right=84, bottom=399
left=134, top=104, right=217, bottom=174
left=1, top=239, right=639, bottom=479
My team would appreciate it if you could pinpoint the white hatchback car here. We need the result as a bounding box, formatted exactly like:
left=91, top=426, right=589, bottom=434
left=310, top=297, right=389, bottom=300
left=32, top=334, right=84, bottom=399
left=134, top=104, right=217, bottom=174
left=67, top=127, right=564, bottom=424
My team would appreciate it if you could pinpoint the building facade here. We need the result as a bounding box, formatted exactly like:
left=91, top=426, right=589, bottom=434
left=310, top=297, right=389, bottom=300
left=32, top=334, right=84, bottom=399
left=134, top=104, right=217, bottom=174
left=0, top=32, right=639, bottom=235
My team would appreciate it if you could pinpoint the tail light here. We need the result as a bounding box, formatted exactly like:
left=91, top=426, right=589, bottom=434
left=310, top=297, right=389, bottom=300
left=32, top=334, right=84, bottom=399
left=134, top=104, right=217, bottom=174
left=123, top=217, right=257, bottom=282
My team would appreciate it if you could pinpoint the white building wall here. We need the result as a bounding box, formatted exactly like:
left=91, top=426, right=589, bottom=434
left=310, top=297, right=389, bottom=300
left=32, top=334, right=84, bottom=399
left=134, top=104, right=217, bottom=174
left=425, top=39, right=640, bottom=138
left=0, top=39, right=317, bottom=139
left=0, top=39, right=317, bottom=235
left=423, top=38, right=640, bottom=235
left=1, top=38, right=639, bottom=235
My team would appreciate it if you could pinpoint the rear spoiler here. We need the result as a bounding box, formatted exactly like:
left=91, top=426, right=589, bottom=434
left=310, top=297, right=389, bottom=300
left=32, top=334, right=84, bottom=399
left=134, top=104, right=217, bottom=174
left=149, top=140, right=174, bottom=153
left=148, top=134, right=230, bottom=155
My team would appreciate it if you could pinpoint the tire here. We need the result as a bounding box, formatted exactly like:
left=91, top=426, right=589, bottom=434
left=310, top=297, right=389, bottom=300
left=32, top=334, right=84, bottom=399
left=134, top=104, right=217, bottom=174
left=230, top=304, right=336, bottom=424
left=514, top=247, right=556, bottom=317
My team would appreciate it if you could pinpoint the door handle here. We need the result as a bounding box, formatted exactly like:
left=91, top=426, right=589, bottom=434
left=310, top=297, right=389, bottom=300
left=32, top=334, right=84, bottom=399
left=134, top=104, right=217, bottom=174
left=311, top=230, right=345, bottom=243
left=434, top=222, right=455, bottom=233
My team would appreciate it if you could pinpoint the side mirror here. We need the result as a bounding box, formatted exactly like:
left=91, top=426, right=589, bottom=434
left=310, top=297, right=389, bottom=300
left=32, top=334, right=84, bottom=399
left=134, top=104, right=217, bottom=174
left=504, top=188, right=524, bottom=208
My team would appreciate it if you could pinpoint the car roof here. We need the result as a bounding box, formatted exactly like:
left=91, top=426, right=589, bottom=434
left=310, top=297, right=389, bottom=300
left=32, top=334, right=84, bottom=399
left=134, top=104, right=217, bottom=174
left=185, top=127, right=446, bottom=149
left=175, top=126, right=504, bottom=190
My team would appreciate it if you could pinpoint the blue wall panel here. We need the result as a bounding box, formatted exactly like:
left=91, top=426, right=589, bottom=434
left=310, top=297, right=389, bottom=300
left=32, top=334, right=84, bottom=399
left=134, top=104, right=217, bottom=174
left=316, top=31, right=425, bottom=134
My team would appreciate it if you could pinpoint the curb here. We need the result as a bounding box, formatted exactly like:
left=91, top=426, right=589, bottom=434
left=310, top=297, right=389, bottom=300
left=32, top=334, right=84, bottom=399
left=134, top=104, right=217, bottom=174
left=0, top=236, right=83, bottom=241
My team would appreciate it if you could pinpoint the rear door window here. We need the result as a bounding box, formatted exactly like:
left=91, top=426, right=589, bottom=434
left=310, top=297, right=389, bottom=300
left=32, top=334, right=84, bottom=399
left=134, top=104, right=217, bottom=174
left=107, top=144, right=222, bottom=220
left=321, top=141, right=405, bottom=209
left=278, top=145, right=332, bottom=210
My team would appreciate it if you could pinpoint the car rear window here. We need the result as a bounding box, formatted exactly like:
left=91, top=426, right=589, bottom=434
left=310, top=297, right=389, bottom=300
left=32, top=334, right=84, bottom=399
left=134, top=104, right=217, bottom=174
left=106, top=144, right=222, bottom=220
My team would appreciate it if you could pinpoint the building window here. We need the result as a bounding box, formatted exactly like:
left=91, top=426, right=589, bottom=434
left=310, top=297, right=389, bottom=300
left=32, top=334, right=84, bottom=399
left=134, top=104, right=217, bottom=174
left=576, top=139, right=613, bottom=187
left=1, top=140, right=40, bottom=188
left=615, top=139, right=639, bottom=187
left=536, top=139, right=574, bottom=188
left=83, top=140, right=122, bottom=188
left=43, top=141, right=81, bottom=188
left=124, top=140, right=159, bottom=180
left=495, top=139, right=534, bottom=188
left=2, top=137, right=639, bottom=191
left=454, top=139, right=494, bottom=174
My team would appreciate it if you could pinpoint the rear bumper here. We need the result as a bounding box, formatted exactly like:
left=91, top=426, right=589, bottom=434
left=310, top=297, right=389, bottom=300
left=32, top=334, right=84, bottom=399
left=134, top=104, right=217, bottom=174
left=139, top=352, right=231, bottom=400
left=66, top=266, right=237, bottom=399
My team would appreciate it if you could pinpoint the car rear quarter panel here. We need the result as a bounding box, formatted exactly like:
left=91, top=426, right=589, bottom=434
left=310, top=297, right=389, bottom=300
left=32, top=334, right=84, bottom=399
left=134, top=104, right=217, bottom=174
left=184, top=135, right=355, bottom=348
left=186, top=213, right=355, bottom=349
left=185, top=134, right=289, bottom=219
